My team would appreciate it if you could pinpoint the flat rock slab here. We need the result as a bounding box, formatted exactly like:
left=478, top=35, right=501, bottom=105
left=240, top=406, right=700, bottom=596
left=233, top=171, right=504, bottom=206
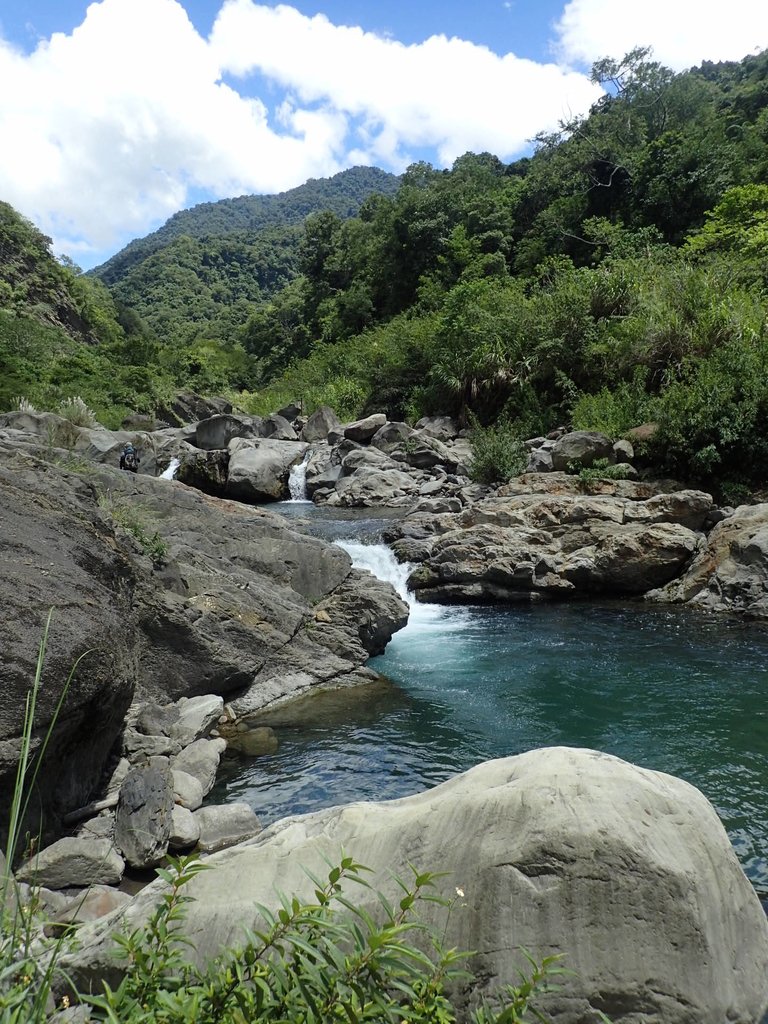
left=16, top=837, right=124, bottom=890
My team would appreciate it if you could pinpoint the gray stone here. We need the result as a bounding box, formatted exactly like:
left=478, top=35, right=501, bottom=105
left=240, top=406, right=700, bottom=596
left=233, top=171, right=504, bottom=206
left=526, top=448, right=554, bottom=473
left=225, top=439, right=308, bottom=503
left=260, top=414, right=297, bottom=441
left=114, top=761, right=174, bottom=869
left=121, top=728, right=181, bottom=761
left=16, top=838, right=124, bottom=889
left=169, top=695, right=224, bottom=746
left=135, top=703, right=180, bottom=737
left=53, top=885, right=131, bottom=927
left=370, top=422, right=415, bottom=451
left=413, top=416, right=459, bottom=440
left=63, top=749, right=768, bottom=1024
left=613, top=438, right=634, bottom=462
left=550, top=430, right=615, bottom=472
left=195, top=414, right=258, bottom=451
left=194, top=802, right=261, bottom=853
left=171, top=738, right=227, bottom=797
left=169, top=805, right=200, bottom=849
left=344, top=413, right=387, bottom=444
left=301, top=406, right=342, bottom=442
left=172, top=769, right=205, bottom=811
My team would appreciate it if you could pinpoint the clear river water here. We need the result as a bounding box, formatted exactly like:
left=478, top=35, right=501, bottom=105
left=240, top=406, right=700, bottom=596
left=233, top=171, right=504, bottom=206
left=210, top=503, right=768, bottom=890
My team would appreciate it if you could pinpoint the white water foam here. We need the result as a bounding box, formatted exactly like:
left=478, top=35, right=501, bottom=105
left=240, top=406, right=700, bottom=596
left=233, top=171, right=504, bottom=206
left=335, top=540, right=470, bottom=637
left=287, top=450, right=312, bottom=502
left=159, top=457, right=180, bottom=480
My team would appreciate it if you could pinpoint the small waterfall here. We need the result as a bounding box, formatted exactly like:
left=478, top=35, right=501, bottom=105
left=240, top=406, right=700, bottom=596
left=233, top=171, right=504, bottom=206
left=288, top=450, right=312, bottom=502
left=336, top=540, right=470, bottom=637
left=159, top=457, right=180, bottom=480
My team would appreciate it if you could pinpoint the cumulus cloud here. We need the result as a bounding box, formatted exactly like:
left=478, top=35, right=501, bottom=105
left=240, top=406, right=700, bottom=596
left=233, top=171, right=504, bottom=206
left=555, top=0, right=768, bottom=71
left=0, top=0, right=603, bottom=261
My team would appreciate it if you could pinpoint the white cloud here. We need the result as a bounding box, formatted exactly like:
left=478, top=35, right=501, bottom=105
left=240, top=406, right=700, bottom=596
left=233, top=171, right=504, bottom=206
left=555, top=0, right=768, bottom=71
left=0, top=0, right=603, bottom=261
left=210, top=1, right=601, bottom=167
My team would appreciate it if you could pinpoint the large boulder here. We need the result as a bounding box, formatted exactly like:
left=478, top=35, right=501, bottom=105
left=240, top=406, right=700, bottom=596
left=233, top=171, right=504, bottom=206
left=301, top=406, right=343, bottom=443
left=648, top=502, right=768, bottom=617
left=0, top=448, right=410, bottom=840
left=175, top=446, right=229, bottom=496
left=225, top=438, right=308, bottom=503
left=326, top=468, right=421, bottom=508
left=0, top=453, right=138, bottom=842
left=259, top=414, right=297, bottom=441
left=114, top=761, right=174, bottom=869
left=62, top=748, right=768, bottom=1024
left=550, top=431, right=616, bottom=472
left=406, top=489, right=711, bottom=603
left=414, top=416, right=459, bottom=440
left=344, top=413, right=387, bottom=444
left=195, top=414, right=259, bottom=451
left=155, top=392, right=232, bottom=428
left=370, top=421, right=415, bottom=451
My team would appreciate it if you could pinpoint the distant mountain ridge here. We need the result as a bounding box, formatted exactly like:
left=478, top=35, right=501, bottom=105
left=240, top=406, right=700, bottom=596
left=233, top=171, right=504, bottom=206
left=92, top=166, right=400, bottom=286
left=90, top=165, right=400, bottom=342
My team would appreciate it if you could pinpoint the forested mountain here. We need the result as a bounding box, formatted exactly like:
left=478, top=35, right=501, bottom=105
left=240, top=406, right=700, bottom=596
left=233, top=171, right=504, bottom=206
left=2, top=48, right=768, bottom=493
left=91, top=167, right=400, bottom=341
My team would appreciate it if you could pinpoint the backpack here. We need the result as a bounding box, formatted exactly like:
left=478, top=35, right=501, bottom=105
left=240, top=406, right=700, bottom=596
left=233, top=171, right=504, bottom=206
left=123, top=447, right=138, bottom=470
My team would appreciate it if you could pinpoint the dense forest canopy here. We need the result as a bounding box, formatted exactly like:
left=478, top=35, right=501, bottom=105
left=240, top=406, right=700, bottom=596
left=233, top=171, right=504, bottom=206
left=1, top=48, right=768, bottom=494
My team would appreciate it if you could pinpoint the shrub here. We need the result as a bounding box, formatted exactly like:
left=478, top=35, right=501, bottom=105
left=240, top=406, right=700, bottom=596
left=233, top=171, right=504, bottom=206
left=85, top=853, right=566, bottom=1024
left=469, top=420, right=527, bottom=484
left=57, top=395, right=97, bottom=427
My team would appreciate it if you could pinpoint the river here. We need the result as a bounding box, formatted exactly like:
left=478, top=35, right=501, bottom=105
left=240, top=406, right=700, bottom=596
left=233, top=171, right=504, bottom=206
left=209, top=503, right=768, bottom=889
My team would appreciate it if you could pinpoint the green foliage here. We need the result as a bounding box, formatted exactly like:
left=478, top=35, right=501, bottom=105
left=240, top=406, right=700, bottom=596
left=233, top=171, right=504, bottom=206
left=1, top=613, right=88, bottom=1023
left=85, top=854, right=566, bottom=1024
left=98, top=492, right=168, bottom=565
left=469, top=420, right=527, bottom=484
left=57, top=395, right=97, bottom=427
left=571, top=458, right=633, bottom=486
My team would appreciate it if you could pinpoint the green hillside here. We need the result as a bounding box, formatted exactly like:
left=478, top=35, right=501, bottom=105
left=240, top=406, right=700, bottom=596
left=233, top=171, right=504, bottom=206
left=3, top=48, right=768, bottom=495
left=91, top=167, right=401, bottom=341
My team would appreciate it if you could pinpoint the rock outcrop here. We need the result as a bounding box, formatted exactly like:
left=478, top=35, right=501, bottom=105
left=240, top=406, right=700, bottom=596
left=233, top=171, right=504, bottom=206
left=0, top=446, right=408, bottom=835
left=61, top=747, right=768, bottom=1024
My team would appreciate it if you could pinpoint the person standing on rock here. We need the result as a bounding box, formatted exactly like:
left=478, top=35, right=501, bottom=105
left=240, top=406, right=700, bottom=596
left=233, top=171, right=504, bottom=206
left=120, top=443, right=140, bottom=473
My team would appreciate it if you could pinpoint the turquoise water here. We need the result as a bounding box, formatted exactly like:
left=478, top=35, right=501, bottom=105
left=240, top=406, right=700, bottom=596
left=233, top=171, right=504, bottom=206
left=211, top=507, right=768, bottom=886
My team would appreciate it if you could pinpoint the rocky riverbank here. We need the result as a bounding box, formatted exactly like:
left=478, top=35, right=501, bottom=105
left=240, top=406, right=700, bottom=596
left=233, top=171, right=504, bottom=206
left=2, top=399, right=768, bottom=1022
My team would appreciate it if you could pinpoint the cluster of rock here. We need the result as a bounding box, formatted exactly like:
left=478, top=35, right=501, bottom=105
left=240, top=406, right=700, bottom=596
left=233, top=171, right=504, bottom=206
left=3, top=694, right=265, bottom=935
left=0, top=437, right=407, bottom=841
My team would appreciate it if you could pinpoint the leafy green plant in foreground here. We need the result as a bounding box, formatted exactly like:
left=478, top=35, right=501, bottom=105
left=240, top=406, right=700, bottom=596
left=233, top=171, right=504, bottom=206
left=86, top=854, right=565, bottom=1024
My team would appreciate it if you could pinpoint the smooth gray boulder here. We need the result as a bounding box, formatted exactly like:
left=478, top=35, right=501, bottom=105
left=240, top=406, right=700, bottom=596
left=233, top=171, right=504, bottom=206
left=16, top=837, right=124, bottom=889
left=344, top=413, right=387, bottom=444
left=301, top=406, right=343, bottom=442
left=550, top=431, right=615, bottom=471
left=260, top=414, right=297, bottom=441
left=327, top=468, right=420, bottom=508
left=62, top=748, right=768, bottom=1023
left=169, top=805, right=200, bottom=850
left=225, top=438, right=308, bottom=503
left=195, top=414, right=259, bottom=451
left=114, top=761, right=174, bottom=869
left=194, top=803, right=262, bottom=853
left=414, top=415, right=459, bottom=440
left=172, top=769, right=204, bottom=811
left=171, top=738, right=227, bottom=797
left=370, top=421, right=415, bottom=451
left=169, top=695, right=224, bottom=746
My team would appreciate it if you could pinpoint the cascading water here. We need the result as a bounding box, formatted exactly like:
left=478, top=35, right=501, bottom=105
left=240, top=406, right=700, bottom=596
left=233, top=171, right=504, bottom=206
left=287, top=450, right=312, bottom=502
left=159, top=457, right=180, bottom=480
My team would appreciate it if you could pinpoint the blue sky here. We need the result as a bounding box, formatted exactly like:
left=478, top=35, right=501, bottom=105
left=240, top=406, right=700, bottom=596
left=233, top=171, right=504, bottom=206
left=1, top=0, right=766, bottom=269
